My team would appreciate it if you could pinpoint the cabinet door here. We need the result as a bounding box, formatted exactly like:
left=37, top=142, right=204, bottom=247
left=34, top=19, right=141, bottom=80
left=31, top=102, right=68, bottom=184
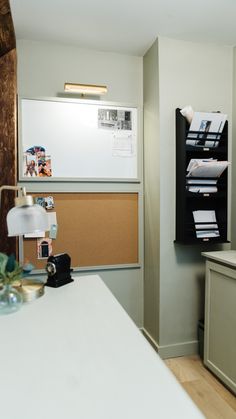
left=204, top=260, right=236, bottom=394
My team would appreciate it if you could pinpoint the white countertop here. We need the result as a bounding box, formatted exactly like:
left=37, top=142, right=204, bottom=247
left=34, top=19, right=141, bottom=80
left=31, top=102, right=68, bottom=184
left=202, top=250, right=236, bottom=268
left=0, top=275, right=204, bottom=419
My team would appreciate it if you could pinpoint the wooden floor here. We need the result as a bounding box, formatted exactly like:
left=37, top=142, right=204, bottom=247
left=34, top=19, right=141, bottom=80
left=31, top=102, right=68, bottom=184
left=165, top=355, right=236, bottom=419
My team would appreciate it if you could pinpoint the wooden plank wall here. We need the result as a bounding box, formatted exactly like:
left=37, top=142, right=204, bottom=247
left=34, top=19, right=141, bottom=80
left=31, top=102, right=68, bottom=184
left=0, top=0, right=17, bottom=255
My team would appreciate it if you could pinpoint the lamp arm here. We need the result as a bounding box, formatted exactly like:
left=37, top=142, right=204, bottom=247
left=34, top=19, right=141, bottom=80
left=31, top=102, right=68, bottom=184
left=0, top=185, right=26, bottom=193
left=0, top=186, right=27, bottom=208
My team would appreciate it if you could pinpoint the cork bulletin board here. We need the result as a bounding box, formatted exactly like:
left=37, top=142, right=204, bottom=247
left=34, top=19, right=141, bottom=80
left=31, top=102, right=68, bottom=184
left=22, top=192, right=139, bottom=269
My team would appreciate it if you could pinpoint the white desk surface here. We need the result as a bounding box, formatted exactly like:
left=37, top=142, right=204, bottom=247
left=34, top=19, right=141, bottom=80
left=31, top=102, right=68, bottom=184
left=0, top=275, right=204, bottom=419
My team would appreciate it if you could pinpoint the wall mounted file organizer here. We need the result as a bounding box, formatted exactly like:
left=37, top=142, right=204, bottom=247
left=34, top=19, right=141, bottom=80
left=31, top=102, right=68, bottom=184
left=175, top=108, right=229, bottom=244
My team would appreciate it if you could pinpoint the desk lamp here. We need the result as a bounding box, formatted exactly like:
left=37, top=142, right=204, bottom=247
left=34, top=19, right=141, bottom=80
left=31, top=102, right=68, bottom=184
left=0, top=185, right=48, bottom=236
left=0, top=185, right=48, bottom=314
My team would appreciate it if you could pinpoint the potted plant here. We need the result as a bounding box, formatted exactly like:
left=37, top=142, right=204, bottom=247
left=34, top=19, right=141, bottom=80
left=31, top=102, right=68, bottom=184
left=0, top=253, right=23, bottom=315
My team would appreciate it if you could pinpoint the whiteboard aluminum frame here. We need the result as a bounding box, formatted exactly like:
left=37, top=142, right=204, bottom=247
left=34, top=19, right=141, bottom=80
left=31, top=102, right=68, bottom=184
left=18, top=96, right=142, bottom=183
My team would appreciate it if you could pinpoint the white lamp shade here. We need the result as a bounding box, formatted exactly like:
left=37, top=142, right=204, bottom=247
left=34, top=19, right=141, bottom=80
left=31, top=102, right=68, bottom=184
left=7, top=204, right=48, bottom=236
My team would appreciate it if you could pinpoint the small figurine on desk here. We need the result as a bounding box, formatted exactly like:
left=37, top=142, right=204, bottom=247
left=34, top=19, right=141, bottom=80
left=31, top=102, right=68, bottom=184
left=45, top=253, right=73, bottom=288
left=22, top=261, right=35, bottom=276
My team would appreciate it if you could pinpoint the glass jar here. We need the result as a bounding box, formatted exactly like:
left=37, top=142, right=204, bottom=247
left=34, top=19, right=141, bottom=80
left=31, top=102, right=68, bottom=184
left=0, top=283, right=23, bottom=315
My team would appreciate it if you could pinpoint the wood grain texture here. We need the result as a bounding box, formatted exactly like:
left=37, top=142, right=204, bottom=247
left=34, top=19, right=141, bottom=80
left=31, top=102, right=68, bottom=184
left=23, top=193, right=139, bottom=268
left=0, top=0, right=15, bottom=57
left=165, top=356, right=236, bottom=419
left=0, top=48, right=17, bottom=255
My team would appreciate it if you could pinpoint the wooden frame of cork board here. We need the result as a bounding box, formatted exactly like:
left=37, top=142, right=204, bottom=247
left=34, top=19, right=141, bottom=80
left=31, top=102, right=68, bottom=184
left=22, top=192, right=139, bottom=269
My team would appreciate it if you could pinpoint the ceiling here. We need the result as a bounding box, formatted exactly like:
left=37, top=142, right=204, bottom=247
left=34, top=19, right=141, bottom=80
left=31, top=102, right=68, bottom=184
left=10, top=0, right=236, bottom=56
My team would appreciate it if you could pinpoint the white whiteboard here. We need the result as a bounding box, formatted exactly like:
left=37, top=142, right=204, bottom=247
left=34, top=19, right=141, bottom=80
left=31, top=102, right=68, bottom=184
left=19, top=97, right=138, bottom=181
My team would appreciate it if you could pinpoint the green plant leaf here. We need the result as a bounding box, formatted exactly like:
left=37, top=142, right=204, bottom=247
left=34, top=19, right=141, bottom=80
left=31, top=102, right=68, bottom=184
left=0, top=253, right=8, bottom=277
left=0, top=253, right=23, bottom=285
left=6, top=253, right=16, bottom=273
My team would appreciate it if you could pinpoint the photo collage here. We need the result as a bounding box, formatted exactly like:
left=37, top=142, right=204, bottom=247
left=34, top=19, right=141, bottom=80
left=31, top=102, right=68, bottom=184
left=23, top=145, right=52, bottom=177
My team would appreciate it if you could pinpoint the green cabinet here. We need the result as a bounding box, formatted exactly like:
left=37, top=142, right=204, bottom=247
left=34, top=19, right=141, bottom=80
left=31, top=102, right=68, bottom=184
left=202, top=251, right=236, bottom=395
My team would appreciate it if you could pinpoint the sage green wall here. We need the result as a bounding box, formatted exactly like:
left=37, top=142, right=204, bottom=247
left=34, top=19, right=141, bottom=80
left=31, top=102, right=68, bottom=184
left=144, top=37, right=233, bottom=357
left=158, top=37, right=232, bottom=356
left=16, top=39, right=144, bottom=327
left=16, top=39, right=143, bottom=104
left=143, top=40, right=160, bottom=343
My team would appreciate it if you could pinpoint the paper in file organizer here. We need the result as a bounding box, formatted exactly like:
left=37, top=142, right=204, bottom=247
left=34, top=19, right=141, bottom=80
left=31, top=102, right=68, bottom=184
left=187, top=158, right=215, bottom=172
left=186, top=159, right=229, bottom=178
left=187, top=185, right=218, bottom=193
left=186, top=175, right=218, bottom=192
left=186, top=111, right=227, bottom=147
left=186, top=178, right=217, bottom=185
left=195, top=230, right=220, bottom=238
left=192, top=210, right=220, bottom=238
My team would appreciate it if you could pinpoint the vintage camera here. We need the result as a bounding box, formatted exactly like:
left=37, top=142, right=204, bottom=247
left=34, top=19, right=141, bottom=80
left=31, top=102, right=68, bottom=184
left=45, top=253, right=73, bottom=287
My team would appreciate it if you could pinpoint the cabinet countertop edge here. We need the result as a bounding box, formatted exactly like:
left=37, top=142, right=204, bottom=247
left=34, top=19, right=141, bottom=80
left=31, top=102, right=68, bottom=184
left=201, top=250, right=236, bottom=268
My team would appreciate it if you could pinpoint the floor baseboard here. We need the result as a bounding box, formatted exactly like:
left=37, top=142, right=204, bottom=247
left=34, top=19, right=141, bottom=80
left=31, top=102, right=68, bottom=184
left=141, top=327, right=199, bottom=359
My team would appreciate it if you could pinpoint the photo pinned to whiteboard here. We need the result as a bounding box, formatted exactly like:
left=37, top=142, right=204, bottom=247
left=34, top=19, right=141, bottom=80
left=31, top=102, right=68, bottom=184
left=26, top=145, right=46, bottom=157
left=186, top=112, right=227, bottom=148
left=112, top=133, right=135, bottom=157
left=24, top=154, right=38, bottom=177
left=98, top=108, right=132, bottom=130
left=38, top=156, right=52, bottom=177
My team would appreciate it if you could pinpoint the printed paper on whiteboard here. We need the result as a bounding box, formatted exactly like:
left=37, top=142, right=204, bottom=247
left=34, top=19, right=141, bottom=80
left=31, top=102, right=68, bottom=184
left=112, top=134, right=135, bottom=157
